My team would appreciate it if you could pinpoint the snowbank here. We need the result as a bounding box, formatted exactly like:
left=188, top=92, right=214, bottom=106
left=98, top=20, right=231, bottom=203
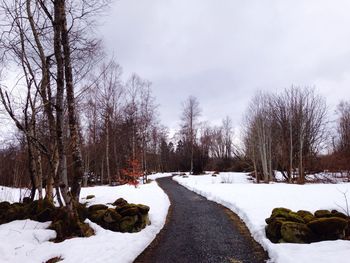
left=0, top=180, right=170, bottom=263
left=174, top=173, right=350, bottom=263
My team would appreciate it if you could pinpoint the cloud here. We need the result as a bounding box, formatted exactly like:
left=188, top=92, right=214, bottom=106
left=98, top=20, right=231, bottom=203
left=100, top=0, right=350, bottom=134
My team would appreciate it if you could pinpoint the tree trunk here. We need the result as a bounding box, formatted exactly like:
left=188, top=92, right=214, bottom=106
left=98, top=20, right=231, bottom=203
left=60, top=0, right=84, bottom=200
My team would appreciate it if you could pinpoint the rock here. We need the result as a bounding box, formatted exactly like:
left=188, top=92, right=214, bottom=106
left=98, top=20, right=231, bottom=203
left=112, top=198, right=128, bottom=207
left=88, top=204, right=108, bottom=213
left=330, top=210, right=348, bottom=219
left=0, top=201, right=11, bottom=211
left=86, top=195, right=95, bottom=200
left=265, top=219, right=285, bottom=243
left=89, top=209, right=105, bottom=224
left=297, top=210, right=315, bottom=223
left=307, top=217, right=348, bottom=240
left=297, top=210, right=313, bottom=218
left=6, top=205, right=26, bottom=221
left=27, top=199, right=55, bottom=217
left=22, top=197, right=31, bottom=204
left=266, top=210, right=304, bottom=224
left=119, top=206, right=140, bottom=217
left=280, top=222, right=314, bottom=243
left=103, top=209, right=122, bottom=223
left=37, top=208, right=54, bottom=222
left=137, top=204, right=150, bottom=214
left=141, top=214, right=151, bottom=226
left=272, top=207, right=291, bottom=214
left=314, top=210, right=332, bottom=218
left=119, top=215, right=138, bottom=233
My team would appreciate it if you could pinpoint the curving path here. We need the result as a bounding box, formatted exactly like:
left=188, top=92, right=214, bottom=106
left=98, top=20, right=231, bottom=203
left=135, top=177, right=269, bottom=263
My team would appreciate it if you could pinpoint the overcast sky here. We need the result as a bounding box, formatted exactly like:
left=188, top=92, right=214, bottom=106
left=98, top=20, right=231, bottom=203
left=100, top=0, right=350, bottom=134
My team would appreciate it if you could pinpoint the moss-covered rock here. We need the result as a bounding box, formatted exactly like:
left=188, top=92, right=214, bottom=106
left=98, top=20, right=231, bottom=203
left=0, top=201, right=11, bottom=211
left=266, top=210, right=304, bottom=224
left=272, top=207, right=291, bottom=214
left=112, top=198, right=128, bottom=207
left=307, top=217, right=348, bottom=240
left=314, top=210, right=332, bottom=218
left=89, top=209, right=105, bottom=224
left=280, top=222, right=314, bottom=243
left=297, top=210, right=313, bottom=218
left=265, top=219, right=285, bottom=243
left=137, top=204, right=150, bottom=215
left=103, top=209, right=122, bottom=224
left=330, top=210, right=348, bottom=219
left=119, top=215, right=138, bottom=233
left=88, top=204, right=108, bottom=213
left=22, top=197, right=31, bottom=204
left=117, top=204, right=140, bottom=217
left=296, top=210, right=315, bottom=223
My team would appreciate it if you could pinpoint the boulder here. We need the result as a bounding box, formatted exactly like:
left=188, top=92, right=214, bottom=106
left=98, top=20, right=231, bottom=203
left=266, top=210, right=304, bottom=224
left=112, top=198, right=128, bottom=207
left=88, top=204, right=108, bottom=213
left=119, top=215, right=138, bottom=233
left=297, top=210, right=315, bottom=223
left=272, top=207, right=291, bottom=214
left=314, top=210, right=332, bottom=218
left=103, top=209, right=122, bottom=224
left=331, top=210, right=348, bottom=219
left=0, top=201, right=11, bottom=212
left=22, top=197, right=31, bottom=204
left=308, top=217, right=348, bottom=240
left=117, top=204, right=139, bottom=217
left=280, top=222, right=314, bottom=243
left=137, top=204, right=150, bottom=215
left=265, top=219, right=285, bottom=243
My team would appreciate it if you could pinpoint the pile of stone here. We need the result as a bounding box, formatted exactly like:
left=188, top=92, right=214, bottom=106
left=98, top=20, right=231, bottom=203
left=0, top=198, right=57, bottom=224
left=265, top=207, right=350, bottom=243
left=87, top=198, right=151, bottom=233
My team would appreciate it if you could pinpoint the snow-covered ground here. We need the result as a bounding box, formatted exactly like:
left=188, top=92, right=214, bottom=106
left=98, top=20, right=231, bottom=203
left=174, top=172, right=350, bottom=263
left=0, top=179, right=170, bottom=263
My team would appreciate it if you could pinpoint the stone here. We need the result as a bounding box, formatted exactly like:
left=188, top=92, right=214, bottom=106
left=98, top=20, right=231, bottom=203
left=137, top=204, right=150, bottom=214
left=103, top=209, right=122, bottom=223
left=307, top=217, right=348, bottom=240
left=112, top=198, right=128, bottom=207
left=272, top=207, right=291, bottom=214
left=314, top=210, right=332, bottom=218
left=88, top=204, right=108, bottom=213
left=86, top=195, right=95, bottom=200
left=280, top=222, right=314, bottom=243
left=265, top=219, right=284, bottom=243
left=266, top=210, right=304, bottom=224
left=0, top=201, right=11, bottom=211
left=119, top=206, right=140, bottom=217
left=330, top=210, right=348, bottom=219
left=119, top=215, right=138, bottom=233
left=22, top=197, right=31, bottom=204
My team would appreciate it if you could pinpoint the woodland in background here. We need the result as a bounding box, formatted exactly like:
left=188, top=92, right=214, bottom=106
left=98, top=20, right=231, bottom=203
left=0, top=1, right=349, bottom=207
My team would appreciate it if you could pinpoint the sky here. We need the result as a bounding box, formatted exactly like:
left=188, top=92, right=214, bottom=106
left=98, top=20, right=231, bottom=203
left=99, top=0, right=350, bottom=136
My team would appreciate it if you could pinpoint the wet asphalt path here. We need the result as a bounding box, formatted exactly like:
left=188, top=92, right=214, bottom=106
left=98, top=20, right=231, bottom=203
left=134, top=177, right=269, bottom=263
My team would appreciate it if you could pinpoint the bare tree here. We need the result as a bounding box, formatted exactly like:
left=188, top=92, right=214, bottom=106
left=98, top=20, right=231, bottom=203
left=181, top=96, right=201, bottom=174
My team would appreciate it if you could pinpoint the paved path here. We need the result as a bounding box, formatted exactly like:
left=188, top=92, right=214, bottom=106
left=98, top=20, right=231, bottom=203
left=135, top=177, right=269, bottom=263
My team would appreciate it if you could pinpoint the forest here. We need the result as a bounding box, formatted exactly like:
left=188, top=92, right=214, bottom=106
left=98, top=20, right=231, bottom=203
left=0, top=0, right=350, bottom=199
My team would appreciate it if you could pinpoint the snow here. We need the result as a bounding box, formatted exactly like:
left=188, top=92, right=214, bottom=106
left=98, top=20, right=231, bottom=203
left=173, top=172, right=350, bottom=263
left=0, top=179, right=170, bottom=263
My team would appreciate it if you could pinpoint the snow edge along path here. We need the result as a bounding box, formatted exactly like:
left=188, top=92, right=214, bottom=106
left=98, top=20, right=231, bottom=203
left=173, top=174, right=350, bottom=263
left=0, top=177, right=171, bottom=263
